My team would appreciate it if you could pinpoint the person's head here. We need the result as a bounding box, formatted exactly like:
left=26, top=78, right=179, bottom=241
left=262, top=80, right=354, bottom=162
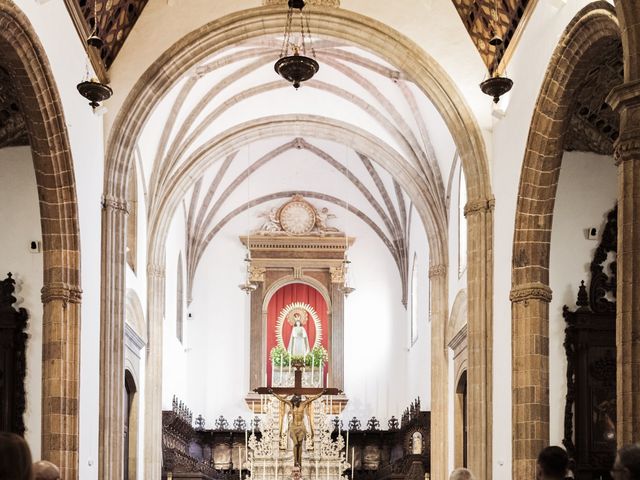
left=0, top=432, right=33, bottom=480
left=33, top=460, right=61, bottom=480
left=293, top=313, right=301, bottom=326
left=291, top=395, right=301, bottom=407
left=291, top=465, right=302, bottom=480
left=537, top=446, right=569, bottom=480
left=612, top=444, right=640, bottom=480
left=449, top=467, right=475, bottom=480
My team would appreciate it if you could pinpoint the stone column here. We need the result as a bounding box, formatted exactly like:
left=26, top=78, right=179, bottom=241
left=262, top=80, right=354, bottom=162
left=249, top=268, right=265, bottom=391
left=465, top=198, right=494, bottom=480
left=330, top=282, right=345, bottom=391
left=99, top=195, right=127, bottom=480
left=41, top=284, right=82, bottom=480
left=607, top=81, right=640, bottom=445
left=429, top=264, right=448, bottom=480
left=509, top=283, right=552, bottom=479
left=145, top=261, right=166, bottom=479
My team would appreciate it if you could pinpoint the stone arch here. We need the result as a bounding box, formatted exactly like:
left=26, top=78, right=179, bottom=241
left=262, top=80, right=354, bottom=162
left=447, top=289, right=467, bottom=346
left=126, top=288, right=147, bottom=344
left=262, top=276, right=332, bottom=314
left=510, top=3, right=619, bottom=479
left=101, top=7, right=494, bottom=479
left=0, top=2, right=81, bottom=479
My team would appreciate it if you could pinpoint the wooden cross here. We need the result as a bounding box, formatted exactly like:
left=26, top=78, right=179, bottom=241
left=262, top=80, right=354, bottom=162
left=254, top=361, right=341, bottom=397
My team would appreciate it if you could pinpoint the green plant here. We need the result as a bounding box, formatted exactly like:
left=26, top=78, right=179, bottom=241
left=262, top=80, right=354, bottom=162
left=270, top=345, right=328, bottom=367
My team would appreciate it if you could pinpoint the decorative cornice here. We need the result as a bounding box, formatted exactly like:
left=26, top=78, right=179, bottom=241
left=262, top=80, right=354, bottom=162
left=613, top=139, right=640, bottom=165
left=463, top=197, right=495, bottom=217
left=41, top=282, right=82, bottom=305
left=606, top=79, right=640, bottom=112
left=101, top=195, right=129, bottom=214
left=448, top=324, right=468, bottom=352
left=428, top=264, right=447, bottom=278
left=509, top=282, right=552, bottom=304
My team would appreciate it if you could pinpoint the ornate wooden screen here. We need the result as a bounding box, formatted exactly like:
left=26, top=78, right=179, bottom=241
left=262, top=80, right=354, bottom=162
left=563, top=207, right=617, bottom=480
left=0, top=273, right=29, bottom=435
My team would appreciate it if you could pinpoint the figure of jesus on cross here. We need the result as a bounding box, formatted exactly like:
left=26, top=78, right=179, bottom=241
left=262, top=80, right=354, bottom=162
left=256, top=360, right=341, bottom=468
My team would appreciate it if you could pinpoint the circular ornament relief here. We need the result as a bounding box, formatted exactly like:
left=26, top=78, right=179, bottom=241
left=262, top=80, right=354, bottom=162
left=278, top=200, right=316, bottom=235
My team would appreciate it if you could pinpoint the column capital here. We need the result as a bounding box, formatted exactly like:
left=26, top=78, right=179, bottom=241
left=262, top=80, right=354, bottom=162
left=249, top=266, right=267, bottom=283
left=146, top=263, right=166, bottom=278
left=464, top=196, right=495, bottom=218
left=509, top=282, right=552, bottom=304
left=429, top=264, right=447, bottom=278
left=41, top=282, right=82, bottom=305
left=101, top=194, right=129, bottom=214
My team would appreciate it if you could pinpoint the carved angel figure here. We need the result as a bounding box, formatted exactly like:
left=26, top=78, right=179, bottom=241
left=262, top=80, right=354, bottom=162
left=314, top=207, right=339, bottom=235
left=256, top=207, right=282, bottom=234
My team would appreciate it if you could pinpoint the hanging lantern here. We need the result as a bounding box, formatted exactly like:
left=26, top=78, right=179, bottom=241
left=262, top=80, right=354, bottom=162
left=77, top=78, right=113, bottom=109
left=274, top=0, right=319, bottom=89
left=86, top=0, right=104, bottom=49
left=479, top=9, right=513, bottom=103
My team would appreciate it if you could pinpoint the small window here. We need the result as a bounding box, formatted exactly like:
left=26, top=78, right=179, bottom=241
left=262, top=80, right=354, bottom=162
left=410, top=254, right=419, bottom=346
left=177, top=254, right=184, bottom=343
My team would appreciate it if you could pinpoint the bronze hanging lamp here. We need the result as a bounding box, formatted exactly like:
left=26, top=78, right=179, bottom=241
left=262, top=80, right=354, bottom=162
left=77, top=0, right=112, bottom=109
left=274, top=0, right=319, bottom=89
left=479, top=1, right=513, bottom=103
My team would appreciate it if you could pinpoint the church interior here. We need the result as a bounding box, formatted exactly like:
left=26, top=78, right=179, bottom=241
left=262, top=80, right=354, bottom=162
left=0, top=0, right=638, bottom=479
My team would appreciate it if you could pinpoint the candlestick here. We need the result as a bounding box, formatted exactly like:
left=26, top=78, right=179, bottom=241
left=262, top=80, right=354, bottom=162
left=238, top=446, right=242, bottom=480
left=263, top=460, right=266, bottom=480
left=252, top=401, right=256, bottom=434
left=245, top=429, right=248, bottom=448
left=279, top=353, right=283, bottom=385
left=351, top=447, right=355, bottom=480
left=311, top=356, right=315, bottom=387
left=275, top=448, right=279, bottom=480
left=315, top=459, right=319, bottom=480
left=345, top=430, right=349, bottom=458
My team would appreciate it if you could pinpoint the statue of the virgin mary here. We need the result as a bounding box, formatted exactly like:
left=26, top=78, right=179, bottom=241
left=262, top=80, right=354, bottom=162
left=287, top=312, right=310, bottom=357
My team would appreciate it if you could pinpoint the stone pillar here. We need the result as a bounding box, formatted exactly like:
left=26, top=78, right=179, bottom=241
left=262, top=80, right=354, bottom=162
left=330, top=282, right=345, bottom=391
left=145, top=262, right=166, bottom=479
left=249, top=267, right=266, bottom=391
left=41, top=284, right=82, bottom=480
left=465, top=198, right=494, bottom=480
left=607, top=81, right=640, bottom=445
left=509, top=283, right=552, bottom=479
left=429, top=264, right=448, bottom=480
left=99, top=195, right=127, bottom=480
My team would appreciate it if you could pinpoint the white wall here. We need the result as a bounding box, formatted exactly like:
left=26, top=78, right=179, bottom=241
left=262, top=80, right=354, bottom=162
left=489, top=2, right=610, bottom=478
left=181, top=199, right=430, bottom=428
left=162, top=203, right=189, bottom=409
left=11, top=1, right=106, bottom=475
left=0, top=146, right=43, bottom=457
left=548, top=151, right=617, bottom=445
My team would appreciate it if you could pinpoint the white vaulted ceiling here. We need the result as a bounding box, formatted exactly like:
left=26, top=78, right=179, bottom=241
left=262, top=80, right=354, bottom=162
left=136, top=34, right=458, bottom=303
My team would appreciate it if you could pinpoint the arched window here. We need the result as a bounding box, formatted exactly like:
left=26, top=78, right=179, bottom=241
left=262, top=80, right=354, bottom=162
left=126, top=161, right=138, bottom=273
left=124, top=370, right=137, bottom=479
left=177, top=254, right=184, bottom=343
left=410, top=254, right=419, bottom=346
left=455, top=370, right=468, bottom=467
left=458, top=166, right=468, bottom=277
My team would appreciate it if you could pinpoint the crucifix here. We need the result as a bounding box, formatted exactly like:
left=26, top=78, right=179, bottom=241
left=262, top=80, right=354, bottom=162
left=255, top=360, right=341, bottom=467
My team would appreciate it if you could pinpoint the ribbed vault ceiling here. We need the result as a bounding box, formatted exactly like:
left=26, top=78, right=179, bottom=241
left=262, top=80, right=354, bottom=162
left=137, top=35, right=457, bottom=304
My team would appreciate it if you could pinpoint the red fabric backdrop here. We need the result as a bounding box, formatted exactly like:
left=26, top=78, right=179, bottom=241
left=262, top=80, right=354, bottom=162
left=266, top=283, right=328, bottom=386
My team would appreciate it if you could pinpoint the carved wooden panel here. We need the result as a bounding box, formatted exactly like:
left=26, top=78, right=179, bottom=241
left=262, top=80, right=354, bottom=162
left=563, top=206, right=617, bottom=480
left=0, top=68, right=28, bottom=149
left=0, top=273, right=29, bottom=435
left=451, top=0, right=532, bottom=74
